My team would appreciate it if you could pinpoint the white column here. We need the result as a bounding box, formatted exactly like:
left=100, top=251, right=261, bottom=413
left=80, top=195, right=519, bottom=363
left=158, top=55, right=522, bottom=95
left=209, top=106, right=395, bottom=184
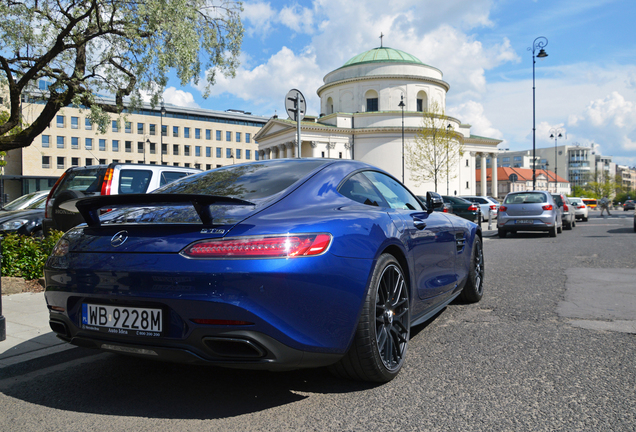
left=480, top=153, right=487, bottom=196
left=327, top=142, right=336, bottom=158
left=265, top=148, right=271, bottom=160
left=286, top=142, right=293, bottom=158
left=491, top=153, right=498, bottom=198
left=310, top=141, right=319, bottom=158
left=278, top=144, right=287, bottom=159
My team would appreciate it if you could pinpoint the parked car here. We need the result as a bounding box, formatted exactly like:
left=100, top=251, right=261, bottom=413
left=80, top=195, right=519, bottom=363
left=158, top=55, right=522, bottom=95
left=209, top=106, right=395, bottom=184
left=552, top=193, right=576, bottom=230
left=441, top=195, right=481, bottom=223
left=460, top=195, right=499, bottom=221
left=417, top=195, right=452, bottom=215
left=44, top=159, right=484, bottom=383
left=0, top=192, right=48, bottom=236
left=43, top=163, right=200, bottom=234
left=623, top=200, right=635, bottom=211
left=568, top=197, right=589, bottom=222
left=498, top=191, right=562, bottom=237
left=1, top=190, right=50, bottom=212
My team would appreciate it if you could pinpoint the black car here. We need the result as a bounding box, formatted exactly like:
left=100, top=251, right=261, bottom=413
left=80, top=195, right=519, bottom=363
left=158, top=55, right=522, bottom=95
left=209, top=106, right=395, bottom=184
left=623, top=200, right=635, bottom=211
left=0, top=193, right=47, bottom=236
left=441, top=196, right=482, bottom=223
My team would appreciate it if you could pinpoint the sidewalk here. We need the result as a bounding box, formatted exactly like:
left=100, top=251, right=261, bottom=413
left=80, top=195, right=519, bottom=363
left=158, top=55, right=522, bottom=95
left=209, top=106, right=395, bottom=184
left=0, top=292, right=74, bottom=368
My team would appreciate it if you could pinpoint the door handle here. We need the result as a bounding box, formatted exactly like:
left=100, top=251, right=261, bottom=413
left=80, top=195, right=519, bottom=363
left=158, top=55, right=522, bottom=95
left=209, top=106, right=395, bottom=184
left=413, top=218, right=426, bottom=230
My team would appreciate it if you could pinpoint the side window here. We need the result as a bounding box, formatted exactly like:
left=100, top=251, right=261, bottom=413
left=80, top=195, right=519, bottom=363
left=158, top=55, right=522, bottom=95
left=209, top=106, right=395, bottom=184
left=363, top=171, right=423, bottom=210
left=160, top=171, right=189, bottom=186
left=338, top=173, right=387, bottom=207
left=118, top=170, right=152, bottom=194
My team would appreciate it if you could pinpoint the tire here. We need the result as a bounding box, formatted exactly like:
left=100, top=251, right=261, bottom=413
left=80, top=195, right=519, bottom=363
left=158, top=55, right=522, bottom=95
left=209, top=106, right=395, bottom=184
left=557, top=224, right=562, bottom=234
left=498, top=228, right=506, bottom=238
left=329, top=254, right=410, bottom=382
left=572, top=220, right=576, bottom=228
left=583, top=216, right=588, bottom=222
left=565, top=219, right=572, bottom=230
left=458, top=236, right=484, bottom=303
left=549, top=226, right=557, bottom=237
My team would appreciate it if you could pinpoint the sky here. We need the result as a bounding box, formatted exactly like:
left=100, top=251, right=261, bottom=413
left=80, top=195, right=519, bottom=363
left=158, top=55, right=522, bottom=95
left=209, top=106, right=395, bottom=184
left=160, top=0, right=636, bottom=167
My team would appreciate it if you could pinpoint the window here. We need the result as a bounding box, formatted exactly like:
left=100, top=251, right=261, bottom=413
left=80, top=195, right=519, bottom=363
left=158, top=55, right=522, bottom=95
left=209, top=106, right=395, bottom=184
left=71, top=117, right=79, bottom=129
left=85, top=158, right=93, bottom=166
left=173, top=162, right=180, bottom=166
left=173, top=144, right=179, bottom=155
left=216, top=147, right=222, bottom=158
left=149, top=124, right=156, bottom=135
left=84, top=138, right=91, bottom=150
left=195, top=146, right=201, bottom=157
left=57, top=136, right=65, bottom=149
left=137, top=123, right=144, bottom=134
left=85, top=118, right=92, bottom=130
left=466, top=159, right=469, bottom=167
left=236, top=149, right=241, bottom=159
left=184, top=163, right=190, bottom=167
left=161, top=125, right=167, bottom=137
left=138, top=142, right=144, bottom=153
left=339, top=152, right=342, bottom=159
left=206, top=147, right=211, bottom=157
left=72, top=157, right=79, bottom=167
left=125, top=141, right=132, bottom=153
left=502, top=157, right=510, bottom=163
left=195, top=128, right=201, bottom=139
left=112, top=120, right=119, bottom=132
left=417, top=99, right=423, bottom=112
left=206, top=164, right=212, bottom=170
left=71, top=137, right=79, bottom=149
left=99, top=159, right=107, bottom=164
left=184, top=145, right=190, bottom=156
left=216, top=130, right=222, bottom=140
left=56, top=115, right=65, bottom=128
left=184, top=127, right=190, bottom=138
left=99, top=139, right=106, bottom=151
left=206, top=129, right=211, bottom=140
left=366, top=98, right=378, bottom=112
left=246, top=150, right=251, bottom=160
left=226, top=131, right=231, bottom=141
left=236, top=132, right=241, bottom=142
left=149, top=142, right=156, bottom=154
left=125, top=122, right=132, bottom=133
left=364, top=171, right=422, bottom=210
left=246, top=133, right=251, bottom=143
left=112, top=140, right=119, bottom=152
left=195, top=163, right=201, bottom=169
left=226, top=148, right=233, bottom=158
left=42, top=135, right=50, bottom=148
left=162, top=143, right=168, bottom=155
left=57, top=157, right=65, bottom=169
left=255, top=151, right=259, bottom=161
left=173, top=126, right=179, bottom=137
left=339, top=173, right=386, bottom=207
left=42, top=156, right=50, bottom=169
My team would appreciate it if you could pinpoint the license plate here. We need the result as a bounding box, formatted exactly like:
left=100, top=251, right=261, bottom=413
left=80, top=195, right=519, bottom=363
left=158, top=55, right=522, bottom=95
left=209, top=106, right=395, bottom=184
left=515, top=219, right=533, bottom=224
left=81, top=304, right=163, bottom=337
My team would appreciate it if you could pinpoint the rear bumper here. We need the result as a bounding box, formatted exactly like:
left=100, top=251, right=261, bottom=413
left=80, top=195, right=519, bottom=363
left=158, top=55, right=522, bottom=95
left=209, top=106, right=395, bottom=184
left=497, top=216, right=556, bottom=232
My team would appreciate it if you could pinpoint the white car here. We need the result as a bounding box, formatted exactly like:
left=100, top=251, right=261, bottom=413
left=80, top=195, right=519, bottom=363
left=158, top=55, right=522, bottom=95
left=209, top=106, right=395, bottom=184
left=461, top=195, right=500, bottom=222
left=568, top=197, right=589, bottom=222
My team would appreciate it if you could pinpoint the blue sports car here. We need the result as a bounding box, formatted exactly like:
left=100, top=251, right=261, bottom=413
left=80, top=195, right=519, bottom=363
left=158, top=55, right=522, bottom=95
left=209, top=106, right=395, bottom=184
left=45, top=159, right=484, bottom=382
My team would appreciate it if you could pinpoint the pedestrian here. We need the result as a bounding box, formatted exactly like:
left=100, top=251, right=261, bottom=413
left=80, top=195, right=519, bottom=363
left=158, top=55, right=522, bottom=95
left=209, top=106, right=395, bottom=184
left=599, top=195, right=611, bottom=216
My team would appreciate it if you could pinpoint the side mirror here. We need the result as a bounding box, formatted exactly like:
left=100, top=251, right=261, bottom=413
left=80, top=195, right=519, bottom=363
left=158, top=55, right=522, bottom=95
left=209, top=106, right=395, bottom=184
left=426, top=191, right=444, bottom=214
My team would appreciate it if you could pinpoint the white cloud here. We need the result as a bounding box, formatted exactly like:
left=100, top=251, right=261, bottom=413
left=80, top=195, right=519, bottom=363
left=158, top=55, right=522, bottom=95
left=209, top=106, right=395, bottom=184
left=162, top=87, right=200, bottom=108
left=242, top=2, right=277, bottom=38
left=447, top=100, right=503, bottom=140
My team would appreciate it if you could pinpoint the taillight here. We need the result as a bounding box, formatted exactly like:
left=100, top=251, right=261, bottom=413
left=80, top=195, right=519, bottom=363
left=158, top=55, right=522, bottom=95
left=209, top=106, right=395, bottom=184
left=468, top=204, right=479, bottom=212
left=443, top=207, right=449, bottom=212
left=500, top=205, right=507, bottom=212
left=44, top=171, right=67, bottom=218
left=182, top=234, right=332, bottom=259
left=490, top=205, right=497, bottom=210
left=563, top=204, right=569, bottom=211
left=542, top=204, right=553, bottom=211
left=577, top=205, right=585, bottom=209
left=100, top=167, right=114, bottom=195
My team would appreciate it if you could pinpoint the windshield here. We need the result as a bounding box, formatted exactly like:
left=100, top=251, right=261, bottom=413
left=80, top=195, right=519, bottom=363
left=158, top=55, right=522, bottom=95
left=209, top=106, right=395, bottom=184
left=2, top=192, right=46, bottom=210
left=504, top=192, right=547, bottom=204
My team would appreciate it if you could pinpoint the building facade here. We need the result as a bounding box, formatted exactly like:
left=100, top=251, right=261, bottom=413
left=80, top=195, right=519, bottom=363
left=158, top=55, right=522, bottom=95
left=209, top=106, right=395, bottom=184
left=477, top=167, right=571, bottom=197
left=254, top=47, right=502, bottom=197
left=2, top=97, right=268, bottom=201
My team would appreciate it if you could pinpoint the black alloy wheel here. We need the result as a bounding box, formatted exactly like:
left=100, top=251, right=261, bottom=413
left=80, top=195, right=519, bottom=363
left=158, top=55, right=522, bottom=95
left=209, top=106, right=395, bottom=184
left=458, top=236, right=484, bottom=303
left=329, top=254, right=410, bottom=382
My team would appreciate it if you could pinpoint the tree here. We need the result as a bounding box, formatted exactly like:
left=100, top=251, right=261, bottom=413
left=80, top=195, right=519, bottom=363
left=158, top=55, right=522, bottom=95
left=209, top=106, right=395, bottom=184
left=406, top=101, right=464, bottom=192
left=0, top=0, right=243, bottom=152
left=585, top=170, right=619, bottom=198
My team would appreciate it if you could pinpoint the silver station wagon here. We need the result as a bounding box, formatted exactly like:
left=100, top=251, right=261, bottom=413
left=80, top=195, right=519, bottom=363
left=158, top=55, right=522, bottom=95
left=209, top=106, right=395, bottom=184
left=497, top=191, right=562, bottom=238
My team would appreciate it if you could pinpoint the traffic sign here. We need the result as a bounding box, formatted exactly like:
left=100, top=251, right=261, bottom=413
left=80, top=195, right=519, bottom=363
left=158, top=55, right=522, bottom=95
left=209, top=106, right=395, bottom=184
left=285, top=89, right=306, bottom=122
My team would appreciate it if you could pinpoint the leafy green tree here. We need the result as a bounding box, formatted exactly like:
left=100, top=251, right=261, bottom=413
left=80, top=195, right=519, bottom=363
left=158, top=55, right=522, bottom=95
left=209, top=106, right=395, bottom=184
left=406, top=101, right=464, bottom=193
left=585, top=171, right=619, bottom=198
left=0, top=0, right=243, bottom=152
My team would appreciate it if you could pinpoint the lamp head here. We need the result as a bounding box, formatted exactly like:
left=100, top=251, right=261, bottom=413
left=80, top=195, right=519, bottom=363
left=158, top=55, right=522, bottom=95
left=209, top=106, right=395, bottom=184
left=537, top=48, right=548, bottom=58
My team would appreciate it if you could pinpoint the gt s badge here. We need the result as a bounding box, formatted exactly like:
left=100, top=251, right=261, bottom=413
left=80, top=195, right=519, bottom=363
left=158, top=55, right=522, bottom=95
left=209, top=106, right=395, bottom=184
left=200, top=228, right=226, bottom=234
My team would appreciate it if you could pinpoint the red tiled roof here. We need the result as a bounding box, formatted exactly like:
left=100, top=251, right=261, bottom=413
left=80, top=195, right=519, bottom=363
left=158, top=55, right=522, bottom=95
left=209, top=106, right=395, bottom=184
left=476, top=167, right=569, bottom=183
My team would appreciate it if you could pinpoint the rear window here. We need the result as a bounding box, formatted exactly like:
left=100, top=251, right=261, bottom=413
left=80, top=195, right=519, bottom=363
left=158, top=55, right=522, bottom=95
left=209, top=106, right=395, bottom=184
left=504, top=192, right=547, bottom=204
left=156, top=160, right=330, bottom=201
left=52, top=167, right=107, bottom=199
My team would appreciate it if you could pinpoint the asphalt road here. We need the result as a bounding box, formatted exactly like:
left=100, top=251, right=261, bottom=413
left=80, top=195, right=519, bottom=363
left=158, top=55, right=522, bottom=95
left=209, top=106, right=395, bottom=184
left=1, top=212, right=635, bottom=431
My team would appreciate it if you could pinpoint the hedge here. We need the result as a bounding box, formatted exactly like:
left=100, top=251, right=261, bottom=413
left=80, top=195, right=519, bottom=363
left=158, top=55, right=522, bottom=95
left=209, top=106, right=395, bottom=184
left=1, top=231, right=64, bottom=280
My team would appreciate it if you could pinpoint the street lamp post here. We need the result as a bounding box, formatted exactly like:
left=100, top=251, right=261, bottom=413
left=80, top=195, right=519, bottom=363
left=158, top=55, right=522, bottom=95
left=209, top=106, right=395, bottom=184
left=549, top=127, right=564, bottom=194
left=399, top=95, right=405, bottom=184
left=529, top=37, right=548, bottom=190
left=160, top=105, right=166, bottom=165
left=446, top=123, right=452, bottom=195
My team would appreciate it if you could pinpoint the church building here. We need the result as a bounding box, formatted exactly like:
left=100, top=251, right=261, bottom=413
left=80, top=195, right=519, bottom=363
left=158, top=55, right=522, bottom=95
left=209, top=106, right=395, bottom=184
left=254, top=46, right=502, bottom=197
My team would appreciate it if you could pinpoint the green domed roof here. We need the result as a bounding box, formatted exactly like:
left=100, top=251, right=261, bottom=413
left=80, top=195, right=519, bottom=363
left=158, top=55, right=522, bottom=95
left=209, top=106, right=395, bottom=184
left=341, top=47, right=424, bottom=68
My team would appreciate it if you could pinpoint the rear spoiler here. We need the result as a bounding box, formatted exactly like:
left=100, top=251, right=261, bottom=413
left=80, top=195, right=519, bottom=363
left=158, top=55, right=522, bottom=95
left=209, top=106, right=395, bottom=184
left=75, top=194, right=255, bottom=227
